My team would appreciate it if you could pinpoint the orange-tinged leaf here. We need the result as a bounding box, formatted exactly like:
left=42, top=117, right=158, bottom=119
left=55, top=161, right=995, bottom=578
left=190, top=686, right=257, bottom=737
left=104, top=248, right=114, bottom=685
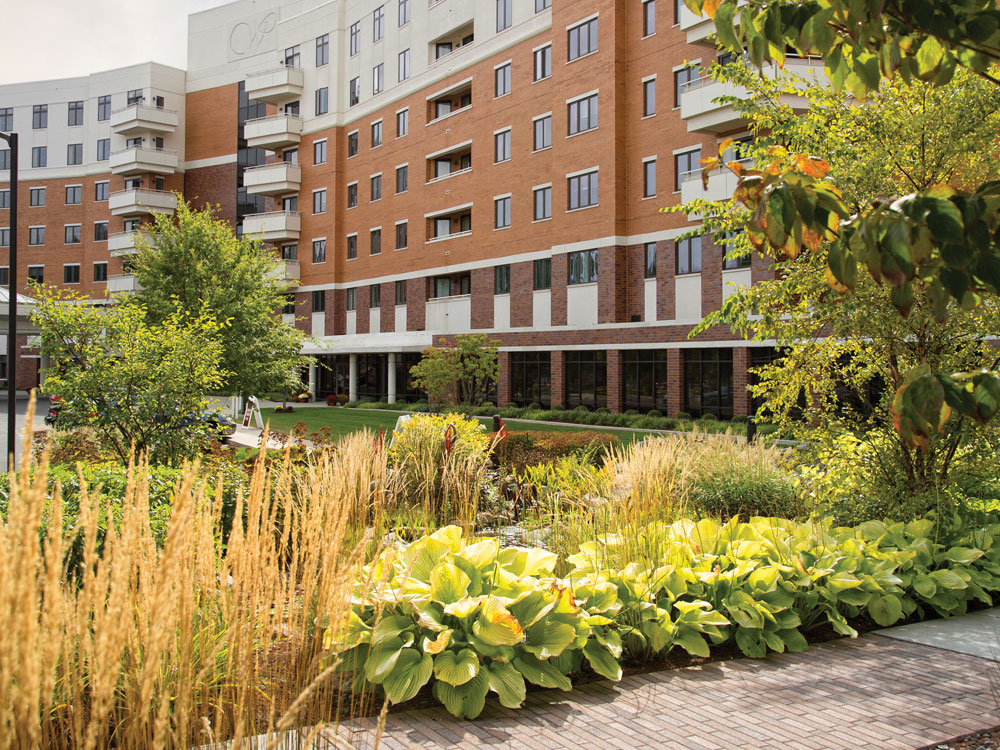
left=727, top=160, right=748, bottom=175
left=793, top=154, right=830, bottom=179
left=718, top=137, right=735, bottom=159
left=825, top=266, right=848, bottom=294
left=802, top=225, right=823, bottom=252
left=423, top=629, right=453, bottom=654
left=703, top=0, right=722, bottom=18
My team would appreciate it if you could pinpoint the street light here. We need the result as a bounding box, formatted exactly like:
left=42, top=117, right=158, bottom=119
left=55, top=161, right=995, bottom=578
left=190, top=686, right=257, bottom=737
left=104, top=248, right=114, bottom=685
left=0, top=130, right=17, bottom=469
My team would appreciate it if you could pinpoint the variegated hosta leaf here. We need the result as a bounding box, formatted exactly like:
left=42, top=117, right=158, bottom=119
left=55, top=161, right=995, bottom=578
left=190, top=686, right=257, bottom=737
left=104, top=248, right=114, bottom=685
left=486, top=660, right=527, bottom=709
left=383, top=649, right=433, bottom=704
left=443, top=596, right=484, bottom=618
left=472, top=596, right=524, bottom=646
left=433, top=648, right=480, bottom=686
left=430, top=561, right=471, bottom=604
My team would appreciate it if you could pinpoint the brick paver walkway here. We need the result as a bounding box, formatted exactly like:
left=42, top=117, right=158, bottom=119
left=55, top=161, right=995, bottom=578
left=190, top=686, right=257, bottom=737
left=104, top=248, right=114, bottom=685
left=318, top=634, right=997, bottom=750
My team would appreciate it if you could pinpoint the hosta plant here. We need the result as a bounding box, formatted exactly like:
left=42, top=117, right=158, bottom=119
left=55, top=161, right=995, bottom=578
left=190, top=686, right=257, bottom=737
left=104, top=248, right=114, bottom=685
left=323, top=526, right=623, bottom=719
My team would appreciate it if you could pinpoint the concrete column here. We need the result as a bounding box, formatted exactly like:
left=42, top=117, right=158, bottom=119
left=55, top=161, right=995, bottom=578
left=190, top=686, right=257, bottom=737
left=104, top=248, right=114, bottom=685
left=349, top=353, right=358, bottom=402
left=39, top=355, right=49, bottom=386
left=387, top=352, right=397, bottom=404
left=308, top=364, right=318, bottom=398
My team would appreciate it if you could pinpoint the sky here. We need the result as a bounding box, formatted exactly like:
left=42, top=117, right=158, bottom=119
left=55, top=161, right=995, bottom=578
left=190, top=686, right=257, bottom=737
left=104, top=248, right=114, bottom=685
left=0, top=0, right=231, bottom=85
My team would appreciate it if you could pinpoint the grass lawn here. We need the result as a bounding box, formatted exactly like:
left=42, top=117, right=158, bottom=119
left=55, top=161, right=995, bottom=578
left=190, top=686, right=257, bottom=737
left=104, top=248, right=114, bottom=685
left=259, top=407, right=659, bottom=443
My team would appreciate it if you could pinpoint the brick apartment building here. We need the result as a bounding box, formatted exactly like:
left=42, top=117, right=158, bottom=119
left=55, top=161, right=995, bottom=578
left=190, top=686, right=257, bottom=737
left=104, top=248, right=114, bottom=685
left=0, top=0, right=824, bottom=416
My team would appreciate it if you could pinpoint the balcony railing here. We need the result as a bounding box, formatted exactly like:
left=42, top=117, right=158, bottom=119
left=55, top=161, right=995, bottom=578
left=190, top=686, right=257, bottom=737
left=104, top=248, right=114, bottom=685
left=243, top=113, right=303, bottom=150
left=108, top=189, right=177, bottom=216
left=110, top=104, right=179, bottom=134
left=109, top=147, right=178, bottom=175
left=245, top=66, right=305, bottom=104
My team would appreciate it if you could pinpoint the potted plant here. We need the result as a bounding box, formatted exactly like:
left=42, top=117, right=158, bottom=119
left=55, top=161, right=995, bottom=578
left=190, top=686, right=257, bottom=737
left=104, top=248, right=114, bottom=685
left=337, top=393, right=348, bottom=406
left=325, top=394, right=338, bottom=406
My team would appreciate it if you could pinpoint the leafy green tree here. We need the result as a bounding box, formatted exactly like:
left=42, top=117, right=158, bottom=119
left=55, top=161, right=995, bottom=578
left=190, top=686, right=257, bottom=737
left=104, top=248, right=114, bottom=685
left=684, top=0, right=1000, bottom=446
left=132, top=199, right=308, bottom=399
left=32, top=286, right=227, bottom=465
left=410, top=335, right=500, bottom=409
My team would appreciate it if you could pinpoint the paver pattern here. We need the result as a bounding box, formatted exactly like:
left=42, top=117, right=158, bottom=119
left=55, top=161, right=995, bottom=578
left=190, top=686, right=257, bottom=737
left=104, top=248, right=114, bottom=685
left=314, top=634, right=997, bottom=750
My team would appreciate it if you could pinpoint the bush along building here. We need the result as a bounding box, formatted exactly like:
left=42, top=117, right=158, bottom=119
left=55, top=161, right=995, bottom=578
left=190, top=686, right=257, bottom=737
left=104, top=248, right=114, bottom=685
left=0, top=0, right=825, bottom=416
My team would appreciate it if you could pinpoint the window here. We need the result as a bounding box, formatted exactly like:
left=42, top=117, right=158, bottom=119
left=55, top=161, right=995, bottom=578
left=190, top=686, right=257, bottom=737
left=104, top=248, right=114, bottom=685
left=0, top=230, right=8, bottom=248
left=435, top=42, right=453, bottom=60
left=314, top=139, right=327, bottom=165
left=65, top=185, right=81, bottom=204
left=347, top=130, right=359, bottom=157
left=283, top=46, right=300, bottom=67
left=315, top=87, right=329, bottom=115
left=94, top=262, right=108, bottom=282
left=568, top=249, right=599, bottom=284
left=281, top=244, right=297, bottom=261
left=97, top=139, right=110, bottom=161
left=497, top=0, right=512, bottom=31
left=29, top=227, right=44, bottom=246
left=373, top=5, right=385, bottom=41
left=533, top=258, right=552, bottom=289
left=371, top=173, right=382, bottom=201
left=534, top=45, right=552, bottom=81
left=0, top=150, right=8, bottom=170
left=350, top=21, right=360, bottom=55
left=371, top=120, right=382, bottom=147
left=643, top=78, right=656, bottom=116
left=495, top=63, right=511, bottom=97
left=495, top=264, right=511, bottom=293
left=370, top=228, right=382, bottom=255
left=370, top=284, right=381, bottom=307
left=398, top=49, right=410, bottom=82
left=644, top=242, right=657, bottom=278
left=127, top=88, right=144, bottom=106
left=312, top=290, right=326, bottom=312
left=27, top=265, right=44, bottom=283
left=95, top=181, right=109, bottom=201
left=434, top=100, right=453, bottom=119
left=643, top=0, right=656, bottom=35
left=495, top=129, right=511, bottom=162
left=675, top=66, right=698, bottom=108
left=684, top=348, right=733, bottom=418
left=396, top=165, right=408, bottom=193
left=434, top=217, right=452, bottom=238
left=644, top=158, right=657, bottom=197
left=97, top=95, right=111, bottom=120
left=0, top=190, right=7, bottom=209
left=536, top=0, right=551, bottom=10
left=396, top=108, right=409, bottom=137
left=64, top=265, right=80, bottom=284
left=313, top=239, right=327, bottom=263
left=565, top=351, right=607, bottom=409
left=349, top=77, right=360, bottom=106
left=534, top=185, right=552, bottom=220
left=675, top=148, right=701, bottom=190
left=67, top=143, right=83, bottom=165
left=511, top=351, right=551, bottom=407
left=281, top=294, right=295, bottom=315
left=723, top=235, right=752, bottom=269
left=675, top=0, right=683, bottom=22
left=676, top=236, right=702, bottom=274
left=316, top=34, right=329, bottom=66
left=313, top=189, right=326, bottom=214
left=534, top=114, right=552, bottom=150
left=347, top=234, right=358, bottom=259
left=68, top=100, right=84, bottom=126
left=94, top=221, right=108, bottom=241
left=64, top=225, right=81, bottom=244
left=0, top=108, right=12, bottom=130
left=395, top=280, right=407, bottom=304
left=0, top=266, right=7, bottom=285
left=568, top=170, right=598, bottom=210
left=373, top=64, right=384, bottom=94
left=347, top=182, right=358, bottom=208
left=495, top=196, right=511, bottom=229
left=395, top=221, right=408, bottom=249
left=568, top=17, right=598, bottom=61
left=31, top=147, right=47, bottom=168
left=568, top=93, right=598, bottom=135
left=398, top=0, right=410, bottom=25
left=32, top=104, right=47, bottom=129
left=624, top=350, right=668, bottom=412
left=29, top=187, right=45, bottom=206
left=346, top=288, right=357, bottom=311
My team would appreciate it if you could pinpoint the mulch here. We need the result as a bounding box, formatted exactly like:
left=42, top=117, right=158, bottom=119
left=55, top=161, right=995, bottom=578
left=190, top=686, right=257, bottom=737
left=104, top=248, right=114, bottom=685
left=921, top=726, right=1000, bottom=750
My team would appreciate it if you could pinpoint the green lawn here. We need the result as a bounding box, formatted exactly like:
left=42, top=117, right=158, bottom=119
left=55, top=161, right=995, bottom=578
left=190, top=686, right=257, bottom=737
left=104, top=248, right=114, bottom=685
left=259, top=407, right=658, bottom=443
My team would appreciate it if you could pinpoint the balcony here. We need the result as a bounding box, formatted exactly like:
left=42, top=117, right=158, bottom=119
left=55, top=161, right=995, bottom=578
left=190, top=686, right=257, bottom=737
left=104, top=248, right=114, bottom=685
left=426, top=140, right=472, bottom=184
left=269, top=259, right=301, bottom=283
left=107, top=274, right=142, bottom=295
left=245, top=66, right=305, bottom=105
left=425, top=294, right=471, bottom=333
left=243, top=162, right=302, bottom=196
left=110, top=104, right=179, bottom=135
left=108, top=230, right=156, bottom=257
left=679, top=58, right=825, bottom=133
left=244, top=114, right=303, bottom=150
left=680, top=167, right=742, bottom=206
left=109, top=189, right=177, bottom=217
left=679, top=1, right=747, bottom=44
left=242, top=211, right=301, bottom=243
left=109, top=147, right=178, bottom=176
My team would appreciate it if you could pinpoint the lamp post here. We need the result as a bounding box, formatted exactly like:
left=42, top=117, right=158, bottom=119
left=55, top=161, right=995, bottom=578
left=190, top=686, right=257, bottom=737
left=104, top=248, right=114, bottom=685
left=0, top=131, right=17, bottom=469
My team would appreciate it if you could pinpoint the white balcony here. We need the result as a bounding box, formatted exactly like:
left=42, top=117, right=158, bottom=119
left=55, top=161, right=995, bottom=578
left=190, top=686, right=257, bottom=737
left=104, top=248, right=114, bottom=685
left=107, top=274, right=142, bottom=295
left=245, top=66, right=305, bottom=105
left=108, top=230, right=156, bottom=257
left=680, top=58, right=825, bottom=133
left=679, top=1, right=746, bottom=44
left=242, top=211, right=301, bottom=243
left=110, top=104, right=179, bottom=135
left=109, top=189, right=177, bottom=217
left=109, top=147, right=178, bottom=176
left=269, top=259, right=301, bottom=283
left=425, top=294, right=471, bottom=333
left=244, top=162, right=302, bottom=196
left=244, top=114, right=302, bottom=150
left=680, top=167, right=742, bottom=205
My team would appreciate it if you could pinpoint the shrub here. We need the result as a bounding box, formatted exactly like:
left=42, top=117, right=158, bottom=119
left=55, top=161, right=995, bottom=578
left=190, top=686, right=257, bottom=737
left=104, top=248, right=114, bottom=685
left=527, top=402, right=543, bottom=410
left=503, top=402, right=518, bottom=409
left=697, top=413, right=718, bottom=422
left=595, top=407, right=611, bottom=415
left=675, top=412, right=692, bottom=420
left=731, top=414, right=747, bottom=423
left=646, top=409, right=663, bottom=418
left=623, top=409, right=639, bottom=417
left=689, top=456, right=803, bottom=520
left=662, top=418, right=680, bottom=430
left=573, top=405, right=591, bottom=414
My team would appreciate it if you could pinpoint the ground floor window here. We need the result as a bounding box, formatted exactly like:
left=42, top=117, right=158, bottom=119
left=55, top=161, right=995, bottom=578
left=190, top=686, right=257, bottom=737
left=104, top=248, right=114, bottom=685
left=565, top=350, right=607, bottom=409
left=749, top=347, right=781, bottom=416
left=683, top=348, right=733, bottom=418
left=510, top=352, right=550, bottom=407
left=316, top=352, right=424, bottom=402
left=395, top=352, right=424, bottom=402
left=623, top=349, right=668, bottom=412
left=316, top=354, right=351, bottom=399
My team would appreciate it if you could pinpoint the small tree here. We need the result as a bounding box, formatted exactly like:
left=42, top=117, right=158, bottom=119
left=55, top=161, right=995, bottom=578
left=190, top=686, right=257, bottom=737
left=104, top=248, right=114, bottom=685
left=33, top=286, right=227, bottom=465
left=409, top=334, right=499, bottom=409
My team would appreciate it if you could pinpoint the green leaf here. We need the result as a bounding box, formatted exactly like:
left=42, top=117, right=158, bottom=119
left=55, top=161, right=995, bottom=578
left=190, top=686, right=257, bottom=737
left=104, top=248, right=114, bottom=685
left=371, top=615, right=413, bottom=646
left=432, top=668, right=490, bottom=719
left=524, top=618, right=577, bottom=660
left=487, top=660, right=527, bottom=709
left=943, top=547, right=984, bottom=565
left=433, top=648, right=480, bottom=686
left=472, top=596, right=525, bottom=647
left=675, top=628, right=711, bottom=658
left=383, top=649, right=433, bottom=704
left=930, top=569, right=968, bottom=590
left=364, top=636, right=405, bottom=684
left=582, top=638, right=623, bottom=681
left=430, top=561, right=471, bottom=604
left=868, top=594, right=904, bottom=626
left=513, top=653, right=573, bottom=692
left=912, top=574, right=938, bottom=599
left=915, top=36, right=945, bottom=78
left=779, top=628, right=809, bottom=653
left=734, top=627, right=767, bottom=658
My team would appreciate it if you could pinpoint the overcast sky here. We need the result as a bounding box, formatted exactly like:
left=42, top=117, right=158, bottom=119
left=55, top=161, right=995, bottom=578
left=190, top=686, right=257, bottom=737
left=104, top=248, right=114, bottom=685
left=0, top=0, right=231, bottom=85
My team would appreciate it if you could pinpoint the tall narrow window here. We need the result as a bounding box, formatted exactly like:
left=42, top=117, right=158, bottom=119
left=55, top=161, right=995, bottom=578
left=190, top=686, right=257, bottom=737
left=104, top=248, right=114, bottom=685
left=495, top=196, right=511, bottom=229
left=533, top=258, right=552, bottom=289
left=350, top=21, right=361, bottom=55
left=398, top=0, right=410, bottom=25
left=97, top=96, right=111, bottom=121
left=312, top=290, right=326, bottom=312
left=534, top=185, right=552, bottom=220
left=644, top=243, right=657, bottom=278
left=373, top=5, right=385, bottom=41
left=314, top=139, right=327, bottom=164
left=347, top=234, right=358, bottom=259
left=675, top=148, right=701, bottom=190
left=97, top=139, right=110, bottom=161
left=395, top=280, right=407, bottom=304
left=313, top=239, right=327, bottom=263
left=495, top=264, right=511, bottom=293
left=568, top=94, right=598, bottom=135
left=534, top=115, right=552, bottom=150
left=0, top=108, right=11, bottom=130
left=643, top=158, right=657, bottom=198
left=395, top=222, right=408, bottom=249
left=398, top=49, right=410, bottom=81
left=347, top=183, right=358, bottom=208
left=349, top=77, right=360, bottom=106
left=95, top=181, right=109, bottom=201
left=370, top=284, right=381, bottom=307
left=313, top=189, right=327, bottom=214
left=396, top=164, right=408, bottom=193
left=94, top=262, right=108, bottom=282
left=371, top=173, right=382, bottom=201
left=373, top=64, right=384, bottom=94
left=67, top=100, right=84, bottom=126
left=348, top=131, right=359, bottom=157
left=315, top=87, right=329, bottom=115
left=32, top=104, right=47, bottom=129
left=346, top=289, right=356, bottom=311
left=568, top=17, right=598, bottom=60
left=31, top=146, right=46, bottom=167
left=497, top=0, right=512, bottom=32
left=568, top=170, right=598, bottom=210
left=396, top=108, right=409, bottom=137
left=67, top=143, right=82, bottom=166
left=676, top=236, right=702, bottom=274
left=675, top=66, right=697, bottom=107
left=495, top=63, right=511, bottom=97
left=370, top=228, right=382, bottom=255
left=94, top=221, right=108, bottom=241
left=316, top=34, right=329, bottom=66
left=495, top=130, right=511, bottom=163
left=643, top=78, right=656, bottom=116
left=643, top=0, right=656, bottom=36
left=371, top=120, right=383, bottom=147
left=534, top=45, right=552, bottom=81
